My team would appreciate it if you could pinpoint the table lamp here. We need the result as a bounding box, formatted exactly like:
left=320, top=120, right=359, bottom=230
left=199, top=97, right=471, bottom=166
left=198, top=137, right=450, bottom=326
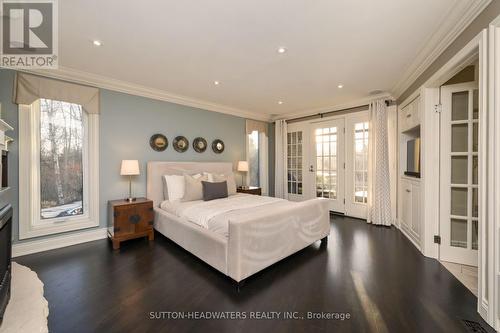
left=237, top=160, right=249, bottom=189
left=121, top=160, right=140, bottom=202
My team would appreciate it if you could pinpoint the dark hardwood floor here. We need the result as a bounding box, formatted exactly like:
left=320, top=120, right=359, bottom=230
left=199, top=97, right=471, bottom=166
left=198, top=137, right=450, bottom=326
left=15, top=216, right=493, bottom=333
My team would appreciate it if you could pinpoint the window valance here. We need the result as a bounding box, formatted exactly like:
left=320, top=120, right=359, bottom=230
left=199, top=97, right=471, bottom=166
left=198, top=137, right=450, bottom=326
left=13, top=72, right=100, bottom=114
left=246, top=119, right=268, bottom=136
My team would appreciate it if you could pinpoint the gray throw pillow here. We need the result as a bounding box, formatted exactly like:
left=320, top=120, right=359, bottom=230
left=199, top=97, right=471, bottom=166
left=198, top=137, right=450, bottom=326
left=202, top=181, right=228, bottom=201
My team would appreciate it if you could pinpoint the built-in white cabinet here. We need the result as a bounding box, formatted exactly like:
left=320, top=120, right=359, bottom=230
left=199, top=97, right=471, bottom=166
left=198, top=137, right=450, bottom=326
left=398, top=93, right=422, bottom=250
left=400, top=178, right=421, bottom=247
left=400, top=97, right=420, bottom=132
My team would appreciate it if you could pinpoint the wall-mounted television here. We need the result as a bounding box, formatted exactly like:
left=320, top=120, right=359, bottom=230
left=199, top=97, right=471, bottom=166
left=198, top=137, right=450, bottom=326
left=405, top=138, right=421, bottom=178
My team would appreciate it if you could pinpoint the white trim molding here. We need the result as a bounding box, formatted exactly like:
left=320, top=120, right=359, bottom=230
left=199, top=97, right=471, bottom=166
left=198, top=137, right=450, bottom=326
left=273, top=92, right=393, bottom=121
left=391, top=0, right=491, bottom=99
left=25, top=67, right=272, bottom=122
left=488, top=14, right=500, bottom=331
left=12, top=228, right=108, bottom=258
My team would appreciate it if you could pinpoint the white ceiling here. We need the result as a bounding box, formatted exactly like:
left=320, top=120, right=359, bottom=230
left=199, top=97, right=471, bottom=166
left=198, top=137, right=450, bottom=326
left=55, top=0, right=489, bottom=120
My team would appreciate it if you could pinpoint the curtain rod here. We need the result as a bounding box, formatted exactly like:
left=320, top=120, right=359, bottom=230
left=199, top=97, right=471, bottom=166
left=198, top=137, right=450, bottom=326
left=285, top=99, right=395, bottom=124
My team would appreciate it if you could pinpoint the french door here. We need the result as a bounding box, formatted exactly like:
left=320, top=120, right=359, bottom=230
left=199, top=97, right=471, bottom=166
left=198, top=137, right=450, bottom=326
left=439, top=82, right=479, bottom=266
left=287, top=112, right=369, bottom=218
left=345, top=113, right=369, bottom=219
left=287, top=122, right=310, bottom=201
left=310, top=119, right=345, bottom=212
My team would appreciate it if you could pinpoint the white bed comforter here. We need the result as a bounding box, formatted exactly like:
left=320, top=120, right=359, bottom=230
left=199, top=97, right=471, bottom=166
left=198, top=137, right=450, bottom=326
left=166, top=194, right=293, bottom=237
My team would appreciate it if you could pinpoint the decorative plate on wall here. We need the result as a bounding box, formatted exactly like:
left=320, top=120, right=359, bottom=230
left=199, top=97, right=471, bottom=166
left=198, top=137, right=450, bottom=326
left=149, top=134, right=168, bottom=152
left=193, top=137, right=207, bottom=153
left=212, top=139, right=225, bottom=154
left=173, top=136, right=189, bottom=153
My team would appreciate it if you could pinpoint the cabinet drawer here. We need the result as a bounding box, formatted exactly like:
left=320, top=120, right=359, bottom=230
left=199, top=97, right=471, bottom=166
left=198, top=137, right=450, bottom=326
left=400, top=97, right=420, bottom=131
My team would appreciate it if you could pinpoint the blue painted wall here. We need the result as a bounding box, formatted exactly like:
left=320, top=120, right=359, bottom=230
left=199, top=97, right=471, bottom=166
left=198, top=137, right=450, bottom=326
left=0, top=69, right=247, bottom=243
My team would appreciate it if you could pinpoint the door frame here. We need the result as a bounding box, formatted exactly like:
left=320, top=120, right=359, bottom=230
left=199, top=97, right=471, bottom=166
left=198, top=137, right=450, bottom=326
left=412, top=27, right=493, bottom=325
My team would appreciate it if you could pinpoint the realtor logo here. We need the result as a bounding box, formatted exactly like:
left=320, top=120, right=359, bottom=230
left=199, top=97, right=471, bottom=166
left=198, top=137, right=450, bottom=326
left=0, top=0, right=58, bottom=68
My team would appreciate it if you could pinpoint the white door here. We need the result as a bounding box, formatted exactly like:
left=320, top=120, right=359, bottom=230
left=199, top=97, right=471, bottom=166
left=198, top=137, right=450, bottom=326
left=286, top=122, right=310, bottom=201
left=310, top=119, right=345, bottom=212
left=345, top=112, right=369, bottom=219
left=439, top=82, right=479, bottom=266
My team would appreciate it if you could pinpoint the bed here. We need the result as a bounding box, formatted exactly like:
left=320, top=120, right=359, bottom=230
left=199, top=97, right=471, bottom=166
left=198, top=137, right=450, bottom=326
left=147, top=161, right=330, bottom=283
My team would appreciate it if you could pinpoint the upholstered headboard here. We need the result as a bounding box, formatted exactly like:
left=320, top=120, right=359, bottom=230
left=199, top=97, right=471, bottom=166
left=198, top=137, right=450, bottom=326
left=147, top=161, right=234, bottom=207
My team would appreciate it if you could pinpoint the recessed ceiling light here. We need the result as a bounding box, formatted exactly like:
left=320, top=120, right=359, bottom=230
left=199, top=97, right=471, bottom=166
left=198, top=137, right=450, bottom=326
left=277, top=47, right=287, bottom=54
left=214, top=81, right=220, bottom=85
left=337, top=84, right=344, bottom=89
left=92, top=40, right=102, bottom=46
left=278, top=101, right=284, bottom=105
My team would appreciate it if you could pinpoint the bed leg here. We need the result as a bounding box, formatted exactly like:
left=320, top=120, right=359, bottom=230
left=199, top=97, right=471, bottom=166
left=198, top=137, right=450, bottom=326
left=320, top=236, right=328, bottom=247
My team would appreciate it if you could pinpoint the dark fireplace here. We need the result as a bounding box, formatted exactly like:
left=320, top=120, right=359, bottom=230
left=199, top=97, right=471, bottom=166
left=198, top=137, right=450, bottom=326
left=0, top=204, right=12, bottom=324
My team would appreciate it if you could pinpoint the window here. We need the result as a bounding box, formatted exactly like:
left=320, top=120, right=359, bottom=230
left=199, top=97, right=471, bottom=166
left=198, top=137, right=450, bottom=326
left=287, top=131, right=303, bottom=195
left=19, top=98, right=99, bottom=239
left=353, top=122, right=369, bottom=203
left=246, top=129, right=268, bottom=195
left=248, top=131, right=260, bottom=187
left=40, top=99, right=84, bottom=221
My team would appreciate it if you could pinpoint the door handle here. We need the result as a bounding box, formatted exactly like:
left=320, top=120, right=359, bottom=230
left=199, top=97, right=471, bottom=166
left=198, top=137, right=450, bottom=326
left=309, top=165, right=314, bottom=172
left=406, top=189, right=411, bottom=193
left=406, top=114, right=411, bottom=118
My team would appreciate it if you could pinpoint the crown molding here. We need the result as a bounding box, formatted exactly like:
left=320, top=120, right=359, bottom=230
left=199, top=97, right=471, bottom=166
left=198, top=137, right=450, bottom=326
left=22, top=66, right=273, bottom=122
left=391, top=0, right=491, bottom=99
left=272, top=92, right=394, bottom=121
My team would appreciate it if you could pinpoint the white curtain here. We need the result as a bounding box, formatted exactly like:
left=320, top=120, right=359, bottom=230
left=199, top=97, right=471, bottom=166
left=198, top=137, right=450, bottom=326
left=367, top=99, right=392, bottom=226
left=274, top=120, right=288, bottom=199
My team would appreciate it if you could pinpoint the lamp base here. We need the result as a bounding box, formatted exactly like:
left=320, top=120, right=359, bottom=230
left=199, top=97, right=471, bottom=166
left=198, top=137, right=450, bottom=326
left=125, top=197, right=136, bottom=202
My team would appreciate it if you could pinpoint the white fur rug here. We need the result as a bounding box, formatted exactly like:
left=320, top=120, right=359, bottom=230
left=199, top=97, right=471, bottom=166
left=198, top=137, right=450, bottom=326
left=0, top=262, right=49, bottom=333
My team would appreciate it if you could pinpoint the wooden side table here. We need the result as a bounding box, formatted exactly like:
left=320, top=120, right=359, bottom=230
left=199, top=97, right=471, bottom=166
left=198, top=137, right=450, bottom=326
left=108, top=198, right=154, bottom=250
left=236, top=186, right=262, bottom=195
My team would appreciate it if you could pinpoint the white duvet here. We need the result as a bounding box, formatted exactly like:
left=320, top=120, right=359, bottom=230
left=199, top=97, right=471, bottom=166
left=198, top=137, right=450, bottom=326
left=161, top=194, right=292, bottom=237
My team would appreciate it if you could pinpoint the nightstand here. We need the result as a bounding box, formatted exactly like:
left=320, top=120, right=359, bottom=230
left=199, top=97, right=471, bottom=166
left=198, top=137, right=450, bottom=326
left=108, top=198, right=154, bottom=250
left=236, top=186, right=262, bottom=195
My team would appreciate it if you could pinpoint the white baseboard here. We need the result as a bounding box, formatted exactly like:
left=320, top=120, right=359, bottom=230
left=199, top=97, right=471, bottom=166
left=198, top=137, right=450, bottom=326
left=12, top=227, right=108, bottom=258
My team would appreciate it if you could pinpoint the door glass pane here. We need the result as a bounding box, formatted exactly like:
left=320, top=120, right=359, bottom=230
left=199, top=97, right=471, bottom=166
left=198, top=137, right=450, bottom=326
left=473, top=123, right=478, bottom=152
left=473, top=89, right=479, bottom=119
left=451, top=218, right=467, bottom=248
left=472, top=220, right=478, bottom=250
left=451, top=156, right=468, bottom=184
left=451, top=187, right=468, bottom=216
left=451, top=91, right=469, bottom=120
left=316, top=126, right=337, bottom=199
left=287, top=131, right=302, bottom=195
left=353, top=122, right=369, bottom=204
left=472, top=188, right=478, bottom=218
left=472, top=156, right=478, bottom=185
left=40, top=99, right=84, bottom=220
left=451, top=124, right=468, bottom=152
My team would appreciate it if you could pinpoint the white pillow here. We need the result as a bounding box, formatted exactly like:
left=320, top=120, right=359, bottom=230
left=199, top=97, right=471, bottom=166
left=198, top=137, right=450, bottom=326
left=181, top=174, right=208, bottom=201
left=163, top=173, right=202, bottom=202
left=211, top=173, right=237, bottom=195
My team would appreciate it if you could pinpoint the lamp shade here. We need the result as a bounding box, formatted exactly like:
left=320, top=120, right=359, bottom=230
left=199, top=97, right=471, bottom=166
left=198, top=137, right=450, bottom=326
left=237, top=161, right=249, bottom=172
left=120, top=160, right=140, bottom=176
